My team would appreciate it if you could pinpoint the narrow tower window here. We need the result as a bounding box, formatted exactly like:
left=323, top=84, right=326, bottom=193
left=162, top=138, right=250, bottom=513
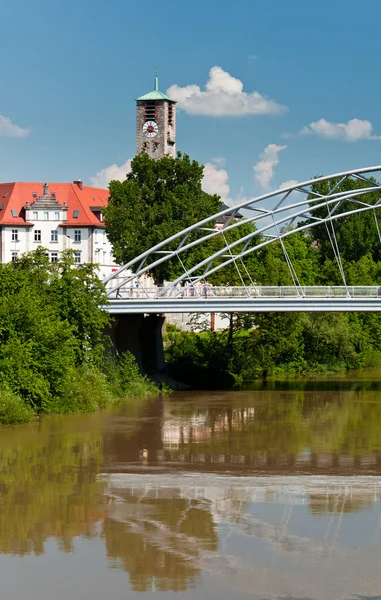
left=168, top=103, right=174, bottom=126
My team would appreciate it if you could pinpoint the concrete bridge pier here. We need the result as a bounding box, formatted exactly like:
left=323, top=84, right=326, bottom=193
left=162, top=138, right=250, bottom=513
left=108, top=313, right=166, bottom=374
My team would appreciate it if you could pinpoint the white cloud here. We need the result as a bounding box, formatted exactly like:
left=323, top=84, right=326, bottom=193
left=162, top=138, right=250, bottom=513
left=279, top=179, right=298, bottom=190
left=210, top=157, right=226, bottom=167
left=90, top=159, right=132, bottom=188
left=0, top=114, right=30, bottom=138
left=300, top=118, right=381, bottom=142
left=203, top=162, right=230, bottom=200
left=253, top=144, right=287, bottom=190
left=248, top=54, right=259, bottom=61
left=167, top=66, right=287, bottom=116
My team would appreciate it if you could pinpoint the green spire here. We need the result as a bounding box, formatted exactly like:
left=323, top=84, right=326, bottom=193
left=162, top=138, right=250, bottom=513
left=136, top=71, right=176, bottom=103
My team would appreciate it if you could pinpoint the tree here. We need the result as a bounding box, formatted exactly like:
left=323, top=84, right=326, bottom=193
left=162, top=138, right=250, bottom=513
left=306, top=176, right=381, bottom=264
left=103, top=152, right=221, bottom=284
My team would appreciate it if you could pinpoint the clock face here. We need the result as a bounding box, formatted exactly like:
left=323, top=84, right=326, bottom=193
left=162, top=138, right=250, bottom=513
left=143, top=121, right=159, bottom=138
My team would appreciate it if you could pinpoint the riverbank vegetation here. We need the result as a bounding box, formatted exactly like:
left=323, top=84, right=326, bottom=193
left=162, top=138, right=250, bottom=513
left=164, top=174, right=381, bottom=387
left=0, top=249, right=158, bottom=424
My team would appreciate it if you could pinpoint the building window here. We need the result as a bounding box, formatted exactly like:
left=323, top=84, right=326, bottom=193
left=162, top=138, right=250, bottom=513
left=43, top=211, right=49, bottom=220
left=11, top=229, right=18, bottom=242
left=74, top=251, right=81, bottom=264
left=103, top=231, right=106, bottom=244
left=74, top=230, right=81, bottom=242
left=33, top=211, right=38, bottom=220
left=34, top=230, right=41, bottom=242
left=11, top=251, right=18, bottom=262
left=50, top=252, right=58, bottom=263
left=95, top=230, right=98, bottom=244
left=51, top=230, right=58, bottom=242
left=54, top=211, right=60, bottom=220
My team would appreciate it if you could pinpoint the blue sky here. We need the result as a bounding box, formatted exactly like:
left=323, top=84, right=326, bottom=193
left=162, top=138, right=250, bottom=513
left=2, top=0, right=381, bottom=203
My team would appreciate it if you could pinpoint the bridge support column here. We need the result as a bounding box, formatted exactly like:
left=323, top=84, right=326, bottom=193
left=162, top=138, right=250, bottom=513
left=108, top=313, right=165, bottom=374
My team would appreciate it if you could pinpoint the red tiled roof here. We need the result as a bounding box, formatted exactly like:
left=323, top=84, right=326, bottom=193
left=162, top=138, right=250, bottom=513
left=0, top=182, right=109, bottom=227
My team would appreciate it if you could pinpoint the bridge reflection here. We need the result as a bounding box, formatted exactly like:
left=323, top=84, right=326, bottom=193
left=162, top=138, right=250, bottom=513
left=102, top=391, right=381, bottom=476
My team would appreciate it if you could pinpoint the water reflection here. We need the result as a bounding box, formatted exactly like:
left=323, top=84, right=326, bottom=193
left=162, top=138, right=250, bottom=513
left=104, top=488, right=217, bottom=591
left=2, top=385, right=381, bottom=598
left=0, top=413, right=105, bottom=556
left=102, top=390, right=381, bottom=476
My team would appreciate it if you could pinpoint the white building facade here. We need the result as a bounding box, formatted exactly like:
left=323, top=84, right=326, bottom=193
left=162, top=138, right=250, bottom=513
left=0, top=180, right=117, bottom=278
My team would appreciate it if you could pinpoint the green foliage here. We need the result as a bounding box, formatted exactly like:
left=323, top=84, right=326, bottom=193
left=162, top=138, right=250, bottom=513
left=0, top=250, right=159, bottom=424
left=306, top=176, right=381, bottom=265
left=0, top=388, right=35, bottom=424
left=104, top=352, right=159, bottom=398
left=103, top=152, right=221, bottom=284
left=49, top=366, right=115, bottom=414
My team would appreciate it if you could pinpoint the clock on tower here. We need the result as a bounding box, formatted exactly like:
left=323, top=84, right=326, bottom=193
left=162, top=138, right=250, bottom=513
left=136, top=71, right=177, bottom=159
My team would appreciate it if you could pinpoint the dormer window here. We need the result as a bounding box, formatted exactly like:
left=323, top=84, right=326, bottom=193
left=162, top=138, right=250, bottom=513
left=90, top=206, right=103, bottom=222
left=43, top=211, right=49, bottom=220
left=33, top=211, right=38, bottom=220
left=54, top=211, right=60, bottom=220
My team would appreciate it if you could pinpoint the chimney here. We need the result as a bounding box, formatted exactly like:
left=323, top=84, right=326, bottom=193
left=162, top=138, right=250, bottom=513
left=73, top=179, right=83, bottom=190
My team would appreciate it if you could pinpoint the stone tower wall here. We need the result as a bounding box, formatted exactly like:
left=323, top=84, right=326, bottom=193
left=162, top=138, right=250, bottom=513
left=136, top=100, right=176, bottom=159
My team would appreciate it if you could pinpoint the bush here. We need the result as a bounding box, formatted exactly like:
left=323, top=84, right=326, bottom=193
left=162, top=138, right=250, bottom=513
left=46, top=366, right=115, bottom=414
left=104, top=352, right=159, bottom=398
left=0, top=389, right=35, bottom=424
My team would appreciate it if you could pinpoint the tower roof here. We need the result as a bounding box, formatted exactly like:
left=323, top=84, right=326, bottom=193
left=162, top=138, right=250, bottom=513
left=136, top=71, right=176, bottom=103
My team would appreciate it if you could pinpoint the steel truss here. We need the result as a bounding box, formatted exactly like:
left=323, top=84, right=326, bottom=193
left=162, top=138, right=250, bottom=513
left=103, top=166, right=381, bottom=299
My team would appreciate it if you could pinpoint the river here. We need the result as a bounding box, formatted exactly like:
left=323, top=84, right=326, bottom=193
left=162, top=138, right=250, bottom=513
left=2, top=370, right=381, bottom=599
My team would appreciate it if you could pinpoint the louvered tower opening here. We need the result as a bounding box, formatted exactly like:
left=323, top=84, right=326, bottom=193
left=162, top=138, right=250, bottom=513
left=145, top=102, right=156, bottom=121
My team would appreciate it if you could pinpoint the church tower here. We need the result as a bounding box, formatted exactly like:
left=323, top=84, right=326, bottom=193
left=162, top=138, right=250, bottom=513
left=136, top=72, right=176, bottom=159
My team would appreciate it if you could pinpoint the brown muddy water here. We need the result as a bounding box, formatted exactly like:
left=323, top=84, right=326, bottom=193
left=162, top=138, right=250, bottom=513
left=2, top=371, right=381, bottom=599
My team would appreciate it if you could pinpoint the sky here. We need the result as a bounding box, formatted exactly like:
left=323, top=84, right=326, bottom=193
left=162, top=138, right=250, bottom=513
left=2, top=0, right=381, bottom=206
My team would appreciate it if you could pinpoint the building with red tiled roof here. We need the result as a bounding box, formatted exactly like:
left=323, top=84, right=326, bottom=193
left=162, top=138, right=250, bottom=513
left=0, top=180, right=117, bottom=277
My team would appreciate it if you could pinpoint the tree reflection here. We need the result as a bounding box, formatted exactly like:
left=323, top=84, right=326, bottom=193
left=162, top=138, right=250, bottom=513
left=0, top=413, right=105, bottom=556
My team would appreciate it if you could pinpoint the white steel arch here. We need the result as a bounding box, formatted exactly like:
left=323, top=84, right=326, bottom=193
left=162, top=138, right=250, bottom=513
left=103, top=166, right=381, bottom=299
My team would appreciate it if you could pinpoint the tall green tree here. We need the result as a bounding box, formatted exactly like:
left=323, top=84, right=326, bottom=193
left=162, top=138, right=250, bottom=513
left=103, top=152, right=221, bottom=284
left=306, top=176, right=381, bottom=265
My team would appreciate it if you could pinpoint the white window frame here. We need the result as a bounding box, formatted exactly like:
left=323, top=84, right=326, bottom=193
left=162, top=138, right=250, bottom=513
left=43, top=211, right=49, bottom=220
left=74, top=230, right=81, bottom=242
left=33, top=211, right=38, bottom=220
left=50, top=229, right=58, bottom=242
left=54, top=211, right=60, bottom=220
left=11, top=229, right=18, bottom=242
left=50, top=252, right=58, bottom=263
left=74, top=251, right=81, bottom=264
left=11, top=251, right=18, bottom=261
left=34, top=230, right=41, bottom=242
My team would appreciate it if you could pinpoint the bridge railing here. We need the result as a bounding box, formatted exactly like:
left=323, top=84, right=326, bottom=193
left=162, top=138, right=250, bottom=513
left=107, top=285, right=381, bottom=300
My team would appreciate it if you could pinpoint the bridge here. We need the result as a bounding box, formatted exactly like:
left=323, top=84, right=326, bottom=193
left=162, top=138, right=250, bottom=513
left=105, top=286, right=381, bottom=313
left=103, top=166, right=381, bottom=314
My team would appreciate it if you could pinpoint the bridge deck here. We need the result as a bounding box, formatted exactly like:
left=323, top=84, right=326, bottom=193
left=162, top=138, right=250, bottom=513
left=105, top=286, right=381, bottom=313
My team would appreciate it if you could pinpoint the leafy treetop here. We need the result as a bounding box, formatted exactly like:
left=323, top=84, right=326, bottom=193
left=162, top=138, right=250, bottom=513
left=103, top=152, right=221, bottom=284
